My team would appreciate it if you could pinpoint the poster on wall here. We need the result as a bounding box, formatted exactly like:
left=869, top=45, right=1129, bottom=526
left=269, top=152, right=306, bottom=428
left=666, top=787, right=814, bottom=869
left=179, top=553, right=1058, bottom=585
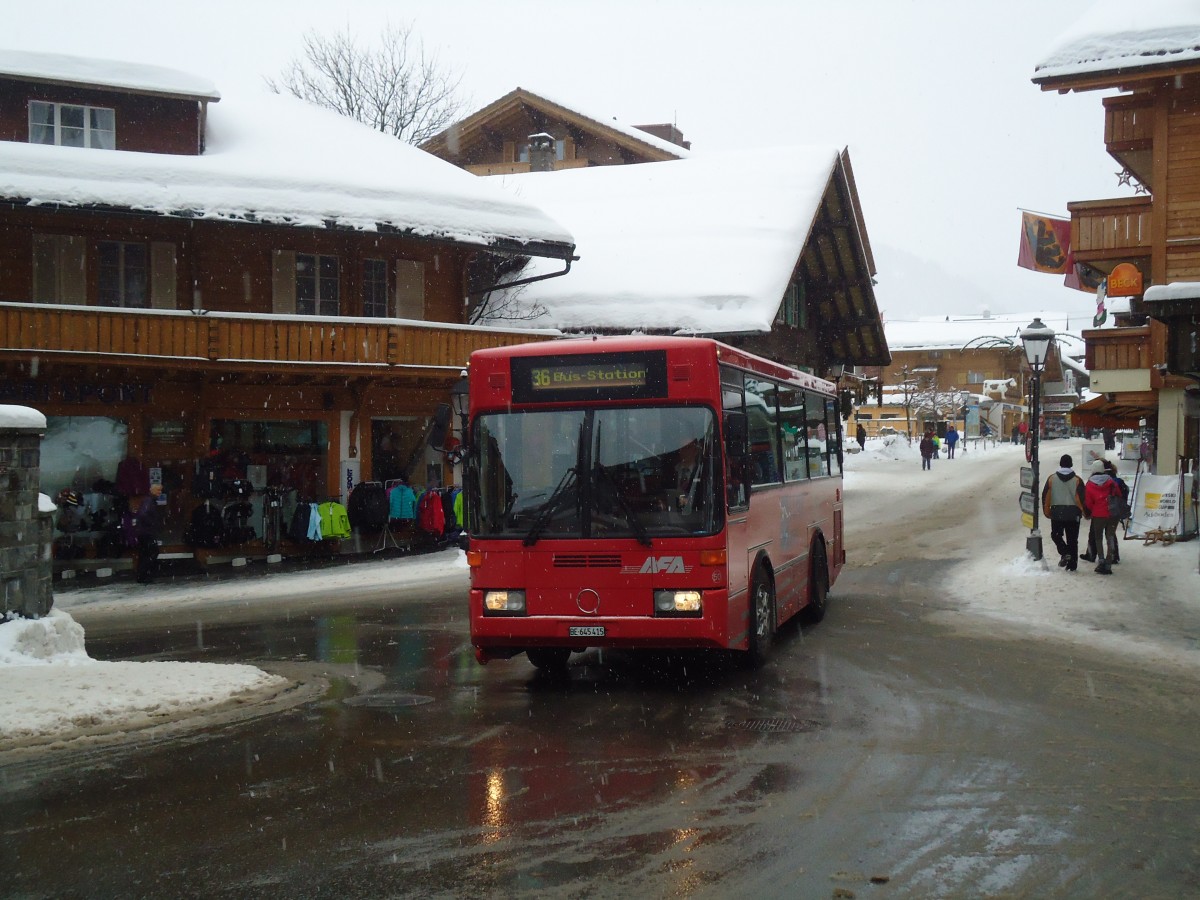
left=1127, top=473, right=1183, bottom=539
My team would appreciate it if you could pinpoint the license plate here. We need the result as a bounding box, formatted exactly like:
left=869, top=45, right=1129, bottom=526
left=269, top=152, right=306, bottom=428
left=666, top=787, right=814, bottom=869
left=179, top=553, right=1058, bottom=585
left=569, top=626, right=606, bottom=637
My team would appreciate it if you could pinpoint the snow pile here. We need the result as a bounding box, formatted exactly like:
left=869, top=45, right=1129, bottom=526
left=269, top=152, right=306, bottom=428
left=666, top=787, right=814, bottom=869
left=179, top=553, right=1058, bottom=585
left=0, top=610, right=285, bottom=744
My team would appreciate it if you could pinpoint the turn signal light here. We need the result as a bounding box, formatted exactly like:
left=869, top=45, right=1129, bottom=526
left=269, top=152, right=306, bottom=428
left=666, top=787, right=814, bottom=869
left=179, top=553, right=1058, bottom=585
left=466, top=550, right=483, bottom=567
left=699, top=549, right=726, bottom=566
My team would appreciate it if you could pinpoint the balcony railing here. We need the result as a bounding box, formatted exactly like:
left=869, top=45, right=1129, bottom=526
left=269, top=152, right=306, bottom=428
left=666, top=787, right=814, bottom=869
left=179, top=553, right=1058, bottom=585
left=0, top=302, right=554, bottom=371
left=1069, top=197, right=1153, bottom=262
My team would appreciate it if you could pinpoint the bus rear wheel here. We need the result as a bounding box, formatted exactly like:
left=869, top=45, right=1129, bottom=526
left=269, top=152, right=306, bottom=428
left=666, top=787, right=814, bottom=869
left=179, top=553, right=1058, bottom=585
left=802, top=541, right=829, bottom=625
left=746, top=568, right=775, bottom=667
left=526, top=648, right=571, bottom=671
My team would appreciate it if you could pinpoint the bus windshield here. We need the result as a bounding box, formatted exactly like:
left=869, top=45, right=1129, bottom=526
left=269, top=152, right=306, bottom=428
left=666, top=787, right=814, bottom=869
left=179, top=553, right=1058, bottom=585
left=473, top=406, right=721, bottom=542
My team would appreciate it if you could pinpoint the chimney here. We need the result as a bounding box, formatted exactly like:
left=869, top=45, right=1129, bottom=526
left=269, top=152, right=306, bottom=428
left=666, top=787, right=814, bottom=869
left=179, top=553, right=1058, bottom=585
left=634, top=123, right=691, bottom=150
left=528, top=132, right=556, bottom=172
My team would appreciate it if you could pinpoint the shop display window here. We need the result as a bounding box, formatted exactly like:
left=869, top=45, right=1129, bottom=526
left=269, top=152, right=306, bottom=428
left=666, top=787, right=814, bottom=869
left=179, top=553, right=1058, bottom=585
left=40, top=416, right=129, bottom=559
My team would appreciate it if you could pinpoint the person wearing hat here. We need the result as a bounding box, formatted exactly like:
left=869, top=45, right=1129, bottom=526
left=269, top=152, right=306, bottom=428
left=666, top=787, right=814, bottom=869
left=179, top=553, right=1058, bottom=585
left=1083, top=458, right=1122, bottom=575
left=1041, top=453, right=1087, bottom=571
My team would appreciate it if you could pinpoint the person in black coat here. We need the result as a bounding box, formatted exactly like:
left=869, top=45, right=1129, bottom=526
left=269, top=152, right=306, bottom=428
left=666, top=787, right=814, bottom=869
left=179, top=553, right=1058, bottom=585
left=132, top=485, right=163, bottom=584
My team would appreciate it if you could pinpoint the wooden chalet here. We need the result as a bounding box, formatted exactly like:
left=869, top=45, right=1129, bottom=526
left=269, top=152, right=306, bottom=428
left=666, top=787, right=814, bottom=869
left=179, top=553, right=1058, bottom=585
left=1034, top=10, right=1200, bottom=473
left=0, top=49, right=575, bottom=564
left=421, top=87, right=689, bottom=175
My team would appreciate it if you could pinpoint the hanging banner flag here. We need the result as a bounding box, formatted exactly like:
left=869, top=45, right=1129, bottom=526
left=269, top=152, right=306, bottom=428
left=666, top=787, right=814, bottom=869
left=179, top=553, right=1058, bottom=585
left=1017, top=212, right=1071, bottom=274
left=1093, top=282, right=1108, bottom=327
left=1065, top=260, right=1106, bottom=292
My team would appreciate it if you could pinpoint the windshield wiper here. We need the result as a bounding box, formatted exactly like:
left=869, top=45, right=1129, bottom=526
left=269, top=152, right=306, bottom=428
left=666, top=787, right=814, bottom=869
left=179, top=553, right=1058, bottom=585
left=593, top=463, right=652, bottom=547
left=523, top=467, right=577, bottom=546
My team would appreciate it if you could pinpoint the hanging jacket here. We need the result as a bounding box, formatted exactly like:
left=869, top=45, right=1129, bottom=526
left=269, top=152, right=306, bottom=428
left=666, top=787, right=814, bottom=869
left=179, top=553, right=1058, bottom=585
left=417, top=490, right=445, bottom=534
left=317, top=501, right=351, bottom=539
left=115, top=457, right=150, bottom=497
left=452, top=489, right=464, bottom=528
left=388, top=483, right=417, bottom=520
left=290, top=503, right=313, bottom=543
left=348, top=482, right=389, bottom=529
left=306, top=503, right=324, bottom=542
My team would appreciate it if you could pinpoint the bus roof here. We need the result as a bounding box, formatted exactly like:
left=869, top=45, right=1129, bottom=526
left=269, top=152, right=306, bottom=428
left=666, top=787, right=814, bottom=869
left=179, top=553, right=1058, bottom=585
left=471, top=335, right=837, bottom=394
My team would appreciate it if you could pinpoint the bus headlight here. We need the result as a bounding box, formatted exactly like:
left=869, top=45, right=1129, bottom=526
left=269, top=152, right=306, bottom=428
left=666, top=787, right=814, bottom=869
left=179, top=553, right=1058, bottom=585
left=483, top=589, right=526, bottom=615
left=654, top=589, right=702, bottom=617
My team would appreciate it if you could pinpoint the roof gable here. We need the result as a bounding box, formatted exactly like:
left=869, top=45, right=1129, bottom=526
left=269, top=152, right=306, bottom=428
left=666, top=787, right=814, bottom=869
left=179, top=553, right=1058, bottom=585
left=422, top=87, right=687, bottom=165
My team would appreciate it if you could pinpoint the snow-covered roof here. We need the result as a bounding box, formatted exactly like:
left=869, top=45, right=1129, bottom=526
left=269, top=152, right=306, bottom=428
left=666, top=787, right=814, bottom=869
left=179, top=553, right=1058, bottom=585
left=0, top=404, right=47, bottom=430
left=885, top=311, right=1089, bottom=353
left=1034, top=0, right=1200, bottom=85
left=489, top=146, right=842, bottom=333
left=0, top=83, right=574, bottom=255
left=0, top=48, right=220, bottom=101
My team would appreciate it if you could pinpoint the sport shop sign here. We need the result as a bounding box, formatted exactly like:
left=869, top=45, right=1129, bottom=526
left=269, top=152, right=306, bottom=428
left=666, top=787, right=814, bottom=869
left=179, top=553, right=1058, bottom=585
left=0, top=381, right=153, bottom=406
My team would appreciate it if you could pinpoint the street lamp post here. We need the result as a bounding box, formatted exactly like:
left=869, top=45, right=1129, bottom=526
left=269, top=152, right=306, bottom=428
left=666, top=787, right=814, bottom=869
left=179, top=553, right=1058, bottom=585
left=1020, top=317, right=1055, bottom=561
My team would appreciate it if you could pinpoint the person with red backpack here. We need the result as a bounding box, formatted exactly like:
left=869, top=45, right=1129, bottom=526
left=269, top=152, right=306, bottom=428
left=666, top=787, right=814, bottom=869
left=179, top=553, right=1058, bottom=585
left=1083, top=459, right=1122, bottom=575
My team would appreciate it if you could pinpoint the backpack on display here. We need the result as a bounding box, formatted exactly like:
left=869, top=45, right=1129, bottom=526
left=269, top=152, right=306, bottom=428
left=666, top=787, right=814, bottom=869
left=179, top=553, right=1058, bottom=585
left=185, top=501, right=226, bottom=548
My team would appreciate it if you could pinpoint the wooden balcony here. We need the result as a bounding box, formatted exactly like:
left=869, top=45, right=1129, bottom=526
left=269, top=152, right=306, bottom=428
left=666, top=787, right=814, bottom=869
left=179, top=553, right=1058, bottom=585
left=0, top=302, right=554, bottom=375
left=1103, top=94, right=1154, bottom=186
left=1083, top=319, right=1168, bottom=390
left=1069, top=197, right=1153, bottom=265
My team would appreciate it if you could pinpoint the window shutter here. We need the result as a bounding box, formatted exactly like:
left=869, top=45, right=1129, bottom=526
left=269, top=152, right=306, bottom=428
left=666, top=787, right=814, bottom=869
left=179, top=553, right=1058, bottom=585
left=32, top=234, right=86, bottom=304
left=395, top=260, right=425, bottom=319
left=272, top=250, right=296, bottom=314
left=150, top=242, right=177, bottom=309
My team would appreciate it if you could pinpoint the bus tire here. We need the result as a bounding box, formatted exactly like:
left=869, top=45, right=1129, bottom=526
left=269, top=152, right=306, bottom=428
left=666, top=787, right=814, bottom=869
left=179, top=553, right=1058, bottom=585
left=802, top=540, right=829, bottom=625
left=526, top=648, right=570, bottom=671
left=746, top=567, right=776, bottom=666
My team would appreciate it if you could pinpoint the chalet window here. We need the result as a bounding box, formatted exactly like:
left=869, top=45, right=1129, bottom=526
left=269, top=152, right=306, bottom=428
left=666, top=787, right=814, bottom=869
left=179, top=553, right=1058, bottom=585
left=295, top=253, right=339, bottom=316
left=32, top=234, right=86, bottom=304
left=779, top=281, right=806, bottom=328
left=518, top=140, right=567, bottom=162
left=363, top=259, right=388, bottom=317
left=97, top=241, right=148, bottom=308
left=29, top=101, right=116, bottom=149
left=966, top=371, right=985, bottom=382
left=395, top=259, right=425, bottom=319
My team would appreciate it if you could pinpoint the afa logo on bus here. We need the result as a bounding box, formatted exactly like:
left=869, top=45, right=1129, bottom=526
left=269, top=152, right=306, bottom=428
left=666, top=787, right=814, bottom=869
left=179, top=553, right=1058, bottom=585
left=622, top=556, right=694, bottom=575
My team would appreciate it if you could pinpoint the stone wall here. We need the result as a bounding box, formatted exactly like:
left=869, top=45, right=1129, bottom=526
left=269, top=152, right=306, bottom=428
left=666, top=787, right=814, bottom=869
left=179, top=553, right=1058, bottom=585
left=1, top=407, right=52, bottom=618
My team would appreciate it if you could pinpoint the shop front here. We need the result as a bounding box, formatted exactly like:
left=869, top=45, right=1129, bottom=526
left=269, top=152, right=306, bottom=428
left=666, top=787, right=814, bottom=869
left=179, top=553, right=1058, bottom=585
left=0, top=309, right=552, bottom=571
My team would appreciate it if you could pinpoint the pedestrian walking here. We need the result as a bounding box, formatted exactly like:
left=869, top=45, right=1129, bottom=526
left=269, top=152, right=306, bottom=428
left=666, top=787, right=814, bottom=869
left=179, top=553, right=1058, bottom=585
left=919, top=431, right=935, bottom=471
left=1083, top=459, right=1122, bottom=575
left=856, top=422, right=867, bottom=451
left=945, top=424, right=959, bottom=458
left=1041, top=454, right=1087, bottom=571
left=123, top=485, right=163, bottom=584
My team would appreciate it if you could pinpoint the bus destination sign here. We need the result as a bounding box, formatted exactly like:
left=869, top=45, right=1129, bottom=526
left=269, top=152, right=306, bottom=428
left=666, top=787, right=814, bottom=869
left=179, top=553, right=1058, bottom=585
left=530, top=361, right=648, bottom=392
left=511, top=350, right=667, bottom=403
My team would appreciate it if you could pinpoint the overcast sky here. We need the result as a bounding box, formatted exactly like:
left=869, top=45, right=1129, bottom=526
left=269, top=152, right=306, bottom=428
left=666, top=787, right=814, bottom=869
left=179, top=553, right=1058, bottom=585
left=6, top=0, right=1122, bottom=323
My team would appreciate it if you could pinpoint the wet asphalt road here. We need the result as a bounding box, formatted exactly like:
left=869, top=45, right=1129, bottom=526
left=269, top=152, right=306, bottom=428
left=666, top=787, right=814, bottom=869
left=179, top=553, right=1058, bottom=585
left=3, top=452, right=1200, bottom=898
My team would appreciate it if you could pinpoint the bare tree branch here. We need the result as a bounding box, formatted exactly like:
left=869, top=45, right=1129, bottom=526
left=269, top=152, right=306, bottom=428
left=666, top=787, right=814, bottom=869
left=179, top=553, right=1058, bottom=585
left=266, top=23, right=463, bottom=145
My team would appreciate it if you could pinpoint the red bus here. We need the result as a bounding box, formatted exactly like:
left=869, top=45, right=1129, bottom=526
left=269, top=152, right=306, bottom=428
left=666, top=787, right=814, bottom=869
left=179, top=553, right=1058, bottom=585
left=464, top=335, right=845, bottom=670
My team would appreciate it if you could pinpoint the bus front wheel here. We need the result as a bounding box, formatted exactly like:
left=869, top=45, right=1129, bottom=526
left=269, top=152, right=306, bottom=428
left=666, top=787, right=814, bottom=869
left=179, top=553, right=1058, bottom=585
left=746, top=568, right=776, bottom=666
left=526, top=648, right=571, bottom=671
